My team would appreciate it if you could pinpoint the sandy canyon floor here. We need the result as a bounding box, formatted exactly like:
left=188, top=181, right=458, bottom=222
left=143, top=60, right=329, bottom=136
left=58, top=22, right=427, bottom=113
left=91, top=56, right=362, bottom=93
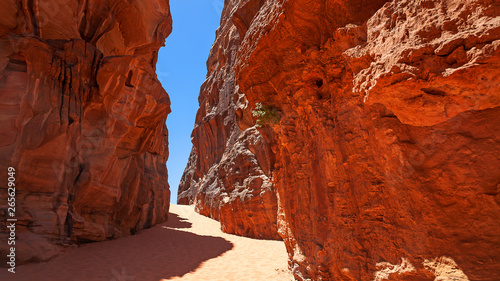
left=1, top=204, right=292, bottom=281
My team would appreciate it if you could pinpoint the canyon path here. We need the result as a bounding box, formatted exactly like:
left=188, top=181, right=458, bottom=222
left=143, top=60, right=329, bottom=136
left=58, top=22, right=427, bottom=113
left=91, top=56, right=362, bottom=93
left=0, top=204, right=292, bottom=281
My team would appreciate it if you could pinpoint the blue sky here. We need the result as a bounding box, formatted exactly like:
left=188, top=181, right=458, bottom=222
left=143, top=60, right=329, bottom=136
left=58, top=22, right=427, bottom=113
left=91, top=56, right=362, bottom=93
left=157, top=1, right=222, bottom=203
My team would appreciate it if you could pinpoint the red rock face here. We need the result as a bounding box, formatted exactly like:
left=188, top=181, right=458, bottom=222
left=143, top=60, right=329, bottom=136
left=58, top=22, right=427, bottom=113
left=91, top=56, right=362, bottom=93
left=186, top=0, right=500, bottom=280
left=0, top=0, right=172, bottom=263
left=177, top=0, right=280, bottom=240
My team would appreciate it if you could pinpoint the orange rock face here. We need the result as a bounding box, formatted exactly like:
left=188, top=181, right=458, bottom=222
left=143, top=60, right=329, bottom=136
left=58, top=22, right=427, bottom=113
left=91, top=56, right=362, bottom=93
left=177, top=0, right=280, bottom=240
left=0, top=0, right=172, bottom=263
left=185, top=0, right=500, bottom=280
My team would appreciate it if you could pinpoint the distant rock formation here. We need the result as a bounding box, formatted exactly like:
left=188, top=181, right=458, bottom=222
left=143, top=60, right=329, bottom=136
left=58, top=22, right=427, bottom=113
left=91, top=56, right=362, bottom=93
left=181, top=0, right=500, bottom=280
left=0, top=0, right=172, bottom=263
left=178, top=0, right=280, bottom=240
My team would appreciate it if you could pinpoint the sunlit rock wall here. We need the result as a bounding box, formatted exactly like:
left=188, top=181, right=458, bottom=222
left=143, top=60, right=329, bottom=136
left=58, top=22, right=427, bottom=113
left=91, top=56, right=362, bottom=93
left=184, top=0, right=500, bottom=280
left=178, top=0, right=280, bottom=240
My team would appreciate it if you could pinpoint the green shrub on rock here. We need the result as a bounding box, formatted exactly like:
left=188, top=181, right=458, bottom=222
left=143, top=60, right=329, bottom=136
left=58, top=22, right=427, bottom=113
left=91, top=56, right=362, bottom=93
left=252, top=103, right=280, bottom=128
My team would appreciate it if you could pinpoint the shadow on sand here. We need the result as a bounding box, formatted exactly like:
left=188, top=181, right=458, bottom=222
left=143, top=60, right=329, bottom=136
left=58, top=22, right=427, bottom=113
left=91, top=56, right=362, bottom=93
left=7, top=212, right=233, bottom=281
left=167, top=212, right=193, bottom=229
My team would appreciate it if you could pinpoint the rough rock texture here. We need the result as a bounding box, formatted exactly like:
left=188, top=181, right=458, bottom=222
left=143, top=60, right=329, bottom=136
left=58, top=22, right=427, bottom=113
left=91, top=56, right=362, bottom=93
left=184, top=0, right=500, bottom=280
left=177, top=0, right=280, bottom=240
left=0, top=0, right=172, bottom=264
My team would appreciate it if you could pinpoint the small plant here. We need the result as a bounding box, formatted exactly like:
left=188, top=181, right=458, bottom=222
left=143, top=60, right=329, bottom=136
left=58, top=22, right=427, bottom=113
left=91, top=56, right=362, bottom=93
left=251, top=102, right=280, bottom=127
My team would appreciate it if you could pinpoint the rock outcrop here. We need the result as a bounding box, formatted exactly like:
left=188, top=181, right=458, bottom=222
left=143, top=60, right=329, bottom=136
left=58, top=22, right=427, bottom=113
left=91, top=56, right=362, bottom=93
left=182, top=0, right=500, bottom=280
left=0, top=0, right=172, bottom=263
left=178, top=0, right=280, bottom=240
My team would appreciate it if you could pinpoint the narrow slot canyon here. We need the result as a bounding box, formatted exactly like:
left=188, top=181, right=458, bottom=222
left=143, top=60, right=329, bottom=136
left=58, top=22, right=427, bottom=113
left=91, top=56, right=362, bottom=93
left=0, top=0, right=499, bottom=281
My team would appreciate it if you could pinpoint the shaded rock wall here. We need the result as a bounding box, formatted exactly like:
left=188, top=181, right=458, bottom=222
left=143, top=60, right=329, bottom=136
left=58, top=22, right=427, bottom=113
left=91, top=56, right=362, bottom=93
left=177, top=0, right=280, bottom=240
left=0, top=0, right=172, bottom=263
left=184, top=0, right=500, bottom=280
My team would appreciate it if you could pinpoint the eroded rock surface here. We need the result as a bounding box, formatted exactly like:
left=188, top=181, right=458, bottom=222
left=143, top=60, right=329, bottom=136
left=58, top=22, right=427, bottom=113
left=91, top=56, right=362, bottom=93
left=184, top=0, right=500, bottom=280
left=0, top=0, right=172, bottom=263
left=177, top=0, right=280, bottom=240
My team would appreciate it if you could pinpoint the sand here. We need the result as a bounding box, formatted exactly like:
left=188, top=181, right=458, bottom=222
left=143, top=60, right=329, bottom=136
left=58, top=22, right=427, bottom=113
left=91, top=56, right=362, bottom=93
left=1, top=204, right=293, bottom=281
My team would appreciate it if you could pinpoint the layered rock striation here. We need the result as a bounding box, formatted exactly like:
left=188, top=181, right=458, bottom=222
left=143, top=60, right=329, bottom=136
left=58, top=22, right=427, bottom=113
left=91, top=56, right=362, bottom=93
left=0, top=0, right=172, bottom=263
left=183, top=0, right=500, bottom=280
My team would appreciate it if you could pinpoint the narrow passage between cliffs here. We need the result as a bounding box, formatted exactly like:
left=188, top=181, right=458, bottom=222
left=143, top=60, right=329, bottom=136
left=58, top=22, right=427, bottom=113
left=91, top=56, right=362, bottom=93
left=2, top=205, right=292, bottom=281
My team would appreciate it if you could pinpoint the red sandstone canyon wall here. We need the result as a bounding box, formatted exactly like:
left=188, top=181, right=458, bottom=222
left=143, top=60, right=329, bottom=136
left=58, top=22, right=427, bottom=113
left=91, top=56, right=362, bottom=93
left=177, top=0, right=280, bottom=240
left=0, top=0, right=172, bottom=263
left=183, top=0, right=500, bottom=280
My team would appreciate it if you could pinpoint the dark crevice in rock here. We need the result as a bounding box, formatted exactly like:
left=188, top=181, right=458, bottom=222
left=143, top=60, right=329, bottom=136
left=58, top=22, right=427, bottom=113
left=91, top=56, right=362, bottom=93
left=421, top=87, right=447, bottom=96
left=125, top=70, right=134, bottom=87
